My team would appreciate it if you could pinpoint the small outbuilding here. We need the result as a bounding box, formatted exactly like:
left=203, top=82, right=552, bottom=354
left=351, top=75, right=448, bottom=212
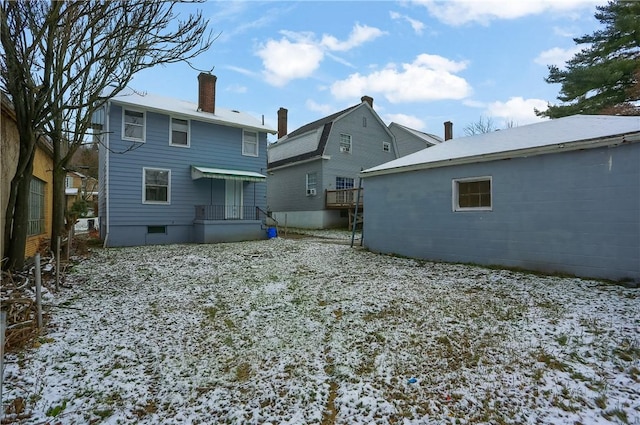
left=361, top=115, right=640, bottom=282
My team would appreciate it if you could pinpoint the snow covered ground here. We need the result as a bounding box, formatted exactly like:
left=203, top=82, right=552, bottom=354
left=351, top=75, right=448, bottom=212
left=2, top=235, right=639, bottom=424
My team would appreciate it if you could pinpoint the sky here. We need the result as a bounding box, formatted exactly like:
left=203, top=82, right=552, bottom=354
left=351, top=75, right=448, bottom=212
left=131, top=0, right=608, bottom=141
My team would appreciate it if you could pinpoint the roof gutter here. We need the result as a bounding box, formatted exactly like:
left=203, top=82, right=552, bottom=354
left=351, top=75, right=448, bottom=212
left=361, top=131, right=640, bottom=178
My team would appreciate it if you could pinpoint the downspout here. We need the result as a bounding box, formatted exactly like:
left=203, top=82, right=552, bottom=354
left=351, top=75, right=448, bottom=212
left=103, top=101, right=110, bottom=248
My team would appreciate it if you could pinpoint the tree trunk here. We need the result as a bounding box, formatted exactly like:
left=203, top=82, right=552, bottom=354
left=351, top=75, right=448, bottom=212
left=51, top=162, right=67, bottom=258
left=4, top=148, right=35, bottom=271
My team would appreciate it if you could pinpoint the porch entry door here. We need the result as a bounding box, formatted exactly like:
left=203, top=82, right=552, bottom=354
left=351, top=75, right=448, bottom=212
left=225, top=180, right=243, bottom=219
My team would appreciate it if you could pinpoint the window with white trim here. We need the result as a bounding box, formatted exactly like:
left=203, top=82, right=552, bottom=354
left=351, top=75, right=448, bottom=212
left=170, top=118, right=189, bottom=147
left=28, top=177, right=45, bottom=236
left=143, top=168, right=170, bottom=204
left=453, top=177, right=492, bottom=211
left=306, top=172, right=317, bottom=196
left=339, top=133, right=352, bottom=153
left=123, top=109, right=145, bottom=141
left=65, top=176, right=74, bottom=188
left=335, top=176, right=354, bottom=190
left=242, top=130, right=258, bottom=156
left=382, top=141, right=391, bottom=152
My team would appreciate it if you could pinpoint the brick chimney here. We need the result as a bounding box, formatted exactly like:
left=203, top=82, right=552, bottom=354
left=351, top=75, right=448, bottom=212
left=277, top=107, right=288, bottom=139
left=198, top=73, right=217, bottom=114
left=361, top=95, right=374, bottom=108
left=444, top=121, right=453, bottom=141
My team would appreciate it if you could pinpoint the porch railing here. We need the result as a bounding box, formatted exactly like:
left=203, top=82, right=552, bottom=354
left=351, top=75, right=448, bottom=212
left=195, top=205, right=260, bottom=221
left=325, top=188, right=363, bottom=209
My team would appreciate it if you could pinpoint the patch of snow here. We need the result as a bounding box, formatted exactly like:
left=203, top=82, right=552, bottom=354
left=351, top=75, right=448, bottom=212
left=2, top=238, right=639, bottom=424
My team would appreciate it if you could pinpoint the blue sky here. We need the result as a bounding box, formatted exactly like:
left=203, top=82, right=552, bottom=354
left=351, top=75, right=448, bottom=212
left=131, top=0, right=607, bottom=141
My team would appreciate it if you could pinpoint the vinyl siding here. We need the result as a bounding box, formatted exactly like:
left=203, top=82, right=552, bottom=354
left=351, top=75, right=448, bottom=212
left=267, top=160, right=323, bottom=212
left=323, top=108, right=394, bottom=190
left=390, top=126, right=433, bottom=157
left=105, top=104, right=268, bottom=246
left=363, top=142, right=640, bottom=282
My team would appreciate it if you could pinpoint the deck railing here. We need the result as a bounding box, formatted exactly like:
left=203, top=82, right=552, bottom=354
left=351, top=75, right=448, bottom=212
left=325, top=188, right=363, bottom=209
left=195, top=205, right=260, bottom=221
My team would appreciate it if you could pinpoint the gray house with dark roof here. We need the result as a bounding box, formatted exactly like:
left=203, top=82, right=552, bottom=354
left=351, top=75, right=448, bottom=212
left=267, top=96, right=437, bottom=229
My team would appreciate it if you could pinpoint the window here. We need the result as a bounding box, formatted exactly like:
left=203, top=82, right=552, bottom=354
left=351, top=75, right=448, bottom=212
left=147, top=225, right=167, bottom=234
left=29, top=177, right=45, bottom=236
left=336, top=176, right=354, bottom=190
left=242, top=130, right=258, bottom=156
left=306, top=172, right=317, bottom=196
left=170, top=118, right=189, bottom=147
left=123, top=109, right=145, bottom=141
left=382, top=141, right=391, bottom=152
left=143, top=168, right=170, bottom=204
left=65, top=176, right=74, bottom=188
left=339, top=133, right=351, bottom=153
left=453, top=177, right=492, bottom=211
left=363, top=117, right=367, bottom=127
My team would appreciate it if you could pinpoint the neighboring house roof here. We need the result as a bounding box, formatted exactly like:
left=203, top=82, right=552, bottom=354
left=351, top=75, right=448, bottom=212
left=110, top=92, right=276, bottom=134
left=267, top=103, right=360, bottom=169
left=363, top=115, right=640, bottom=177
left=388, top=122, right=443, bottom=146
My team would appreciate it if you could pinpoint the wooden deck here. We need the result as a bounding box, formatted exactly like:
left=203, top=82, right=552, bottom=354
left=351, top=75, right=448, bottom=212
left=325, top=188, right=363, bottom=209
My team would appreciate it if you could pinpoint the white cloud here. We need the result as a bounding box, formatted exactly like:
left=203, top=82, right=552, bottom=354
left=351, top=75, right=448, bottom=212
left=330, top=53, right=471, bottom=103
left=390, top=11, right=426, bottom=35
left=462, top=99, right=486, bottom=108
left=486, top=97, right=548, bottom=126
left=225, top=83, right=247, bottom=94
left=385, top=113, right=426, bottom=130
left=534, top=46, right=585, bottom=68
left=255, top=24, right=385, bottom=86
left=225, top=65, right=258, bottom=78
left=412, top=0, right=604, bottom=26
left=321, top=23, right=386, bottom=52
left=256, top=37, right=324, bottom=87
left=305, top=99, right=335, bottom=115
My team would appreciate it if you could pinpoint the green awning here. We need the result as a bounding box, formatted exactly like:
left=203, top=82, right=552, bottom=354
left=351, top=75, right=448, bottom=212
left=191, top=166, right=266, bottom=182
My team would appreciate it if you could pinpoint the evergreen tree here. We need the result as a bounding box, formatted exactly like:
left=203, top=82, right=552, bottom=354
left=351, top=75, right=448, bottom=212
left=537, top=1, right=640, bottom=118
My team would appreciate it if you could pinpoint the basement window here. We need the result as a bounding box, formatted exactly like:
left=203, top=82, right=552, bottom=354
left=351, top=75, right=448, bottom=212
left=147, top=225, right=167, bottom=234
left=453, top=177, right=492, bottom=211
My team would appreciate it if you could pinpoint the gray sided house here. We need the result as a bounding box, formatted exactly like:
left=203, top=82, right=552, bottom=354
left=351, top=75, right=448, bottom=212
left=362, top=115, right=640, bottom=282
left=97, top=73, right=276, bottom=247
left=267, top=97, right=440, bottom=229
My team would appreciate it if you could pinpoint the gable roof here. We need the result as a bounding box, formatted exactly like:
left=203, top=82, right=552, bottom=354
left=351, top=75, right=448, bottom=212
left=109, top=92, right=276, bottom=134
left=267, top=103, right=363, bottom=169
left=363, top=115, right=640, bottom=177
left=388, top=122, right=443, bottom=146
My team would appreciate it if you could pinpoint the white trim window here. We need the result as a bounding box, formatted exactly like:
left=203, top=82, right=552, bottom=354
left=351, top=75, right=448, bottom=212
left=242, top=130, right=258, bottom=156
left=382, top=141, right=391, bottom=152
left=339, top=133, right=352, bottom=154
left=335, top=176, right=354, bottom=190
left=170, top=117, right=190, bottom=147
left=123, top=109, right=145, bottom=142
left=306, top=172, right=317, bottom=196
left=453, top=176, right=492, bottom=211
left=143, top=168, right=171, bottom=204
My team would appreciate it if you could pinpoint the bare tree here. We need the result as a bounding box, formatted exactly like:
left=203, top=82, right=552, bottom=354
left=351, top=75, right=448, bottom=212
left=463, top=116, right=497, bottom=136
left=1, top=0, right=214, bottom=270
